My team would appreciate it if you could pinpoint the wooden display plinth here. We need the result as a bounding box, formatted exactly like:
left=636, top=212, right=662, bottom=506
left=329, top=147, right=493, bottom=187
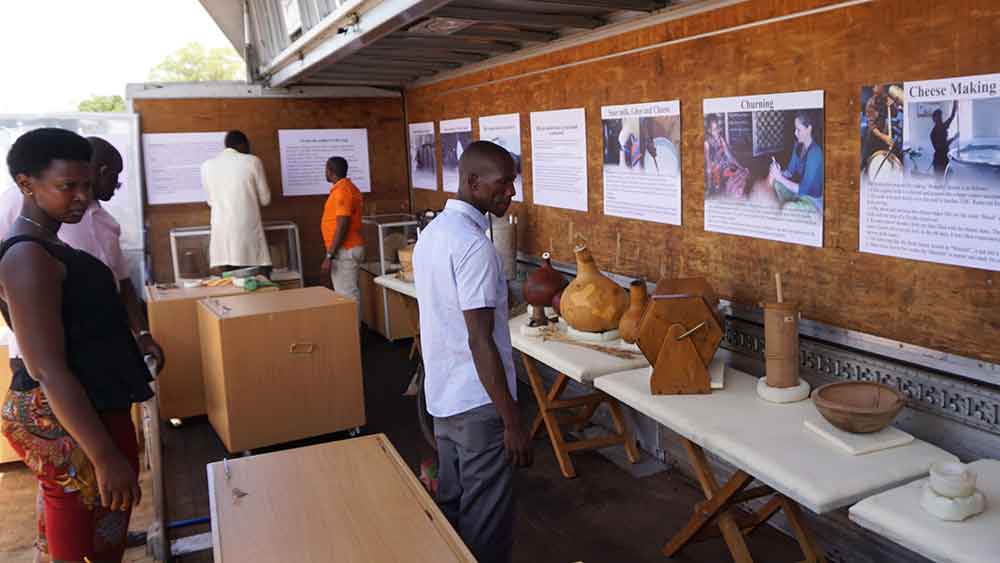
left=147, top=284, right=277, bottom=420
left=207, top=434, right=474, bottom=562
left=197, top=287, right=365, bottom=452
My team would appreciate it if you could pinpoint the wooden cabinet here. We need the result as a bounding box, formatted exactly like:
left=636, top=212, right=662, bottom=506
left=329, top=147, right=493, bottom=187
left=359, top=269, right=416, bottom=341
left=147, top=284, right=277, bottom=420
left=0, top=342, right=19, bottom=464
left=197, top=287, right=365, bottom=452
left=207, top=434, right=474, bottom=562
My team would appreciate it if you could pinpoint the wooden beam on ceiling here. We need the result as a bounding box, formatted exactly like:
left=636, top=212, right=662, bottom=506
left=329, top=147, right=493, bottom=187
left=321, top=64, right=438, bottom=78
left=434, top=6, right=604, bottom=29
left=526, top=0, right=669, bottom=12
left=381, top=34, right=519, bottom=54
left=452, top=26, right=560, bottom=44
left=342, top=55, right=463, bottom=71
left=360, top=46, right=491, bottom=63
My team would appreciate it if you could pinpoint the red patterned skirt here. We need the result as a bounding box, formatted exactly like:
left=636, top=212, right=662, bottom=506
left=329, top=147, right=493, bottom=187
left=2, top=387, right=138, bottom=561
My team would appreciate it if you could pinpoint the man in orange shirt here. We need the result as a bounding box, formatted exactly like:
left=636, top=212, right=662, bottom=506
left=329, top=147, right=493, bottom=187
left=320, top=157, right=364, bottom=321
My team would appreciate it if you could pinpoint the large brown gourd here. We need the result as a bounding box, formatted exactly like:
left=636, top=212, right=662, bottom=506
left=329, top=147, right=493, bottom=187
left=522, top=252, right=567, bottom=327
left=559, top=245, right=628, bottom=333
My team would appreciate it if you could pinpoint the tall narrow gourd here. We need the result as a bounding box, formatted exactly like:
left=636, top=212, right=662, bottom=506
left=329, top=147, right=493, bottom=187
left=619, top=280, right=648, bottom=343
left=559, top=245, right=628, bottom=333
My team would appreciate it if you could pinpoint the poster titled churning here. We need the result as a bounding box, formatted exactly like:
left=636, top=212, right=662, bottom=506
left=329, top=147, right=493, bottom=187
left=601, top=101, right=682, bottom=225
left=860, top=72, right=1000, bottom=271
left=702, top=90, right=825, bottom=247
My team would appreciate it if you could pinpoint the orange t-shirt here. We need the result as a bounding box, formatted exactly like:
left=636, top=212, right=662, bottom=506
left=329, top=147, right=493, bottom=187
left=321, top=178, right=363, bottom=251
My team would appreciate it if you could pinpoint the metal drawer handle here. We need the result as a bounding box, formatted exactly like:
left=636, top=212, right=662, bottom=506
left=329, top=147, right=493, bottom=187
left=289, top=342, right=315, bottom=354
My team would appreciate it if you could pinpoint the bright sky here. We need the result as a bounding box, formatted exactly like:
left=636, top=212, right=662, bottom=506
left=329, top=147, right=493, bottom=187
left=0, top=1, right=235, bottom=114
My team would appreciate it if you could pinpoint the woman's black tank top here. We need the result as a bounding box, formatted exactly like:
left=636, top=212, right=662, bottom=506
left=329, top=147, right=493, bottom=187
left=0, top=235, right=152, bottom=410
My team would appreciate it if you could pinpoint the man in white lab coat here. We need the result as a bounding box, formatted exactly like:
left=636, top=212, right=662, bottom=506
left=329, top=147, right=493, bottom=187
left=201, top=130, right=272, bottom=274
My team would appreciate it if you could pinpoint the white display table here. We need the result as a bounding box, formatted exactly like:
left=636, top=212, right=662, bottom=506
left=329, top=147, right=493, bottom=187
left=374, top=274, right=421, bottom=364
left=595, top=368, right=957, bottom=562
left=849, top=459, right=999, bottom=563
left=510, top=313, right=646, bottom=479
left=374, top=273, right=416, bottom=300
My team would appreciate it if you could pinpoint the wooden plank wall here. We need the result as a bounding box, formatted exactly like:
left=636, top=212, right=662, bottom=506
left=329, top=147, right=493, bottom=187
left=405, top=0, right=1000, bottom=364
left=134, top=97, right=409, bottom=285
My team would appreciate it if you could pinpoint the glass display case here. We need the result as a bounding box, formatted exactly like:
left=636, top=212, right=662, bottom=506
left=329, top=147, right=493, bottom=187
left=360, top=214, right=420, bottom=277
left=359, top=214, right=419, bottom=340
left=169, top=220, right=304, bottom=290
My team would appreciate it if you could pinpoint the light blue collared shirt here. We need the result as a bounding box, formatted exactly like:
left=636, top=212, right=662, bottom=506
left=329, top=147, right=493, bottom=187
left=412, top=199, right=516, bottom=418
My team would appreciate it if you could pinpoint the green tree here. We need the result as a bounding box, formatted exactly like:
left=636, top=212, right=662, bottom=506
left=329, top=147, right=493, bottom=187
left=149, top=42, right=245, bottom=82
left=78, top=94, right=126, bottom=113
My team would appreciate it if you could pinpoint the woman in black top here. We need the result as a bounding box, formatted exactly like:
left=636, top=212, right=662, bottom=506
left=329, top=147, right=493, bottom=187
left=1, top=128, right=152, bottom=562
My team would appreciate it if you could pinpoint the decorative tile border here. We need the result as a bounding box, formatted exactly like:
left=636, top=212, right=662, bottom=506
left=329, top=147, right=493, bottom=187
left=724, top=318, right=1000, bottom=436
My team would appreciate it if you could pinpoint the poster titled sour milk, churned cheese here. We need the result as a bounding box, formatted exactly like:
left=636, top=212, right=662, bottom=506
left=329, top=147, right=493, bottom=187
left=860, top=72, right=1000, bottom=271
left=703, top=90, right=825, bottom=247
left=601, top=101, right=682, bottom=225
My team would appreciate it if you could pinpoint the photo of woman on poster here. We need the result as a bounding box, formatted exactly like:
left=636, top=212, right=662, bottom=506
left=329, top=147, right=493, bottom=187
left=704, top=113, right=749, bottom=198
left=860, top=83, right=904, bottom=181
left=768, top=110, right=824, bottom=212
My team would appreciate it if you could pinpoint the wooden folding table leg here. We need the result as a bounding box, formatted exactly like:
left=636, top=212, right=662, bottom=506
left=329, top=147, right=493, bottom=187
left=604, top=396, right=639, bottom=463
left=779, top=496, right=826, bottom=563
left=662, top=439, right=754, bottom=563
left=522, top=356, right=576, bottom=478
left=530, top=374, right=569, bottom=438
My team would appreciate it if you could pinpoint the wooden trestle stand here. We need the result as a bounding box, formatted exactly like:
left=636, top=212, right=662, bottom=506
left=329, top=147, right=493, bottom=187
left=522, top=357, right=639, bottom=479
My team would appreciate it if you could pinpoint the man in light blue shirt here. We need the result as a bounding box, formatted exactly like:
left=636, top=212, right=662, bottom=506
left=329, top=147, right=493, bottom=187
left=413, top=141, right=530, bottom=563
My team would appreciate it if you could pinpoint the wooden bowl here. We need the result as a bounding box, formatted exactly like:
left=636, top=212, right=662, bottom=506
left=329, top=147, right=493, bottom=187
left=812, top=381, right=906, bottom=434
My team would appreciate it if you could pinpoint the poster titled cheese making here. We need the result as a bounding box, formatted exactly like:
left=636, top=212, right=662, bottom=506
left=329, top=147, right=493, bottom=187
left=278, top=129, right=370, bottom=196
left=408, top=122, right=437, bottom=190
left=530, top=108, right=588, bottom=212
left=601, top=101, right=682, bottom=225
left=860, top=72, right=1000, bottom=271
left=439, top=117, right=472, bottom=193
left=478, top=113, right=523, bottom=202
left=703, top=90, right=825, bottom=247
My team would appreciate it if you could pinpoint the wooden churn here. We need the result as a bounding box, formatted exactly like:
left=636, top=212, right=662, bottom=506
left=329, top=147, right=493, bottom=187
left=763, top=301, right=799, bottom=388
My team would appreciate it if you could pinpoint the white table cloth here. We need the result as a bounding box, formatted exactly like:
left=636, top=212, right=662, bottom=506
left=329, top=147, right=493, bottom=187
left=374, top=273, right=417, bottom=299
left=509, top=313, right=648, bottom=384
left=595, top=368, right=957, bottom=513
left=849, top=459, right=1000, bottom=563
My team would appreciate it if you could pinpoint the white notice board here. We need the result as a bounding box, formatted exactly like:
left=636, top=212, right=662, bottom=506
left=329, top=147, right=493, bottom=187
left=142, top=132, right=225, bottom=205
left=278, top=128, right=371, bottom=196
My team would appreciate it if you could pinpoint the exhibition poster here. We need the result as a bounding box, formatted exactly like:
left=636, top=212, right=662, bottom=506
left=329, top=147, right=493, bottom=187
left=703, top=90, right=825, bottom=247
left=278, top=128, right=370, bottom=196
left=142, top=131, right=225, bottom=205
left=478, top=113, right=523, bottom=202
left=440, top=117, right=473, bottom=193
left=601, top=100, right=682, bottom=225
left=530, top=108, right=588, bottom=212
left=860, top=73, right=1000, bottom=271
left=409, top=121, right=437, bottom=190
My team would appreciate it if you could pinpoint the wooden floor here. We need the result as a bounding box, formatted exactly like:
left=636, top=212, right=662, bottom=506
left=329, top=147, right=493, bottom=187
left=0, top=329, right=803, bottom=562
